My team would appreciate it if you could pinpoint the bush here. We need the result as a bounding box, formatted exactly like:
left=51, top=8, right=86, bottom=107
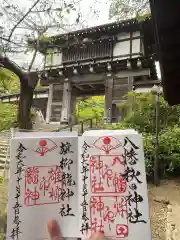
left=120, top=91, right=180, bottom=133
left=159, top=126, right=180, bottom=175
left=76, top=96, right=104, bottom=122
left=101, top=123, right=129, bottom=130
left=142, top=128, right=180, bottom=178
left=143, top=133, right=154, bottom=178
left=0, top=103, right=17, bottom=131
left=101, top=123, right=180, bottom=178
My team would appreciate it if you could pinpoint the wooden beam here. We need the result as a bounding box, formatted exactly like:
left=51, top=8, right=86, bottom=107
left=134, top=79, right=160, bottom=86
left=75, top=85, right=85, bottom=91
left=116, top=69, right=150, bottom=78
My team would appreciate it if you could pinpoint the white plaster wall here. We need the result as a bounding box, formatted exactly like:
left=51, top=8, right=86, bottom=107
left=133, top=31, right=140, bottom=38
left=52, top=52, right=62, bottom=66
left=45, top=49, right=62, bottom=67
left=113, top=41, right=130, bottom=57
left=132, top=38, right=141, bottom=54
left=113, top=31, right=141, bottom=60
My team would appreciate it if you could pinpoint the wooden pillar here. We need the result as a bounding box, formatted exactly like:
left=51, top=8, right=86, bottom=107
left=46, top=84, right=53, bottom=123
left=60, top=78, right=72, bottom=124
left=127, top=76, right=134, bottom=115
left=112, top=103, right=118, bottom=123
left=128, top=76, right=134, bottom=91
left=70, top=93, right=77, bottom=125
left=104, top=74, right=114, bottom=123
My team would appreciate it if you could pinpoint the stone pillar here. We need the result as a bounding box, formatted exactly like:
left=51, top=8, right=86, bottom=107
left=104, top=74, right=114, bottom=124
left=60, top=78, right=72, bottom=124
left=46, top=84, right=53, bottom=123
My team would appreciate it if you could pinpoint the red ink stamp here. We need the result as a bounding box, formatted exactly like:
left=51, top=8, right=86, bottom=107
left=90, top=155, right=127, bottom=193
left=90, top=196, right=128, bottom=238
left=35, top=139, right=57, bottom=156
left=24, top=165, right=62, bottom=206
left=93, top=136, right=122, bottom=154
left=116, top=224, right=128, bottom=238
left=90, top=136, right=127, bottom=193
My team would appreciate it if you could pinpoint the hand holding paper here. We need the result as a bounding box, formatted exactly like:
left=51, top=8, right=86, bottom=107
left=48, top=220, right=61, bottom=240
left=48, top=220, right=105, bottom=240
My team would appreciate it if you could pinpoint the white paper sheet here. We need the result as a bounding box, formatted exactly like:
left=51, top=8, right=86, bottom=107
left=78, top=130, right=151, bottom=240
left=7, top=135, right=80, bottom=240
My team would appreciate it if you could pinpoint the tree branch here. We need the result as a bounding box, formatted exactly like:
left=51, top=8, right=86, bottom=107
left=7, top=0, right=41, bottom=42
left=0, top=56, right=24, bottom=79
left=136, top=0, right=150, bottom=16
left=0, top=36, right=27, bottom=47
left=28, top=32, right=40, bottom=72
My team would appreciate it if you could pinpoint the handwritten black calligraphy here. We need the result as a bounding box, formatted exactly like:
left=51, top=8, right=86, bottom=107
left=123, top=137, right=147, bottom=224
left=80, top=141, right=91, bottom=235
left=10, top=143, right=27, bottom=240
left=58, top=141, right=75, bottom=217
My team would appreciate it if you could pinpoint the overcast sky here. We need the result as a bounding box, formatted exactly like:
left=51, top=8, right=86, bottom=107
left=0, top=0, right=111, bottom=70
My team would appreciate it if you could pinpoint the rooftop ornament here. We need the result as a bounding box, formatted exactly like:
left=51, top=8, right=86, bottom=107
left=137, top=59, right=142, bottom=68
left=89, top=65, right=94, bottom=73
left=127, top=60, right=131, bottom=69
left=73, top=68, right=78, bottom=75
left=58, top=70, right=63, bottom=76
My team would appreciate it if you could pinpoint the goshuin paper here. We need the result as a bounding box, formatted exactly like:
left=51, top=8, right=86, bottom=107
left=6, top=130, right=151, bottom=240
left=7, top=134, right=79, bottom=240
left=78, top=130, right=151, bottom=240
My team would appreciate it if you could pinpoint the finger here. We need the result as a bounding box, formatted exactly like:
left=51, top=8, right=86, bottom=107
left=47, top=220, right=62, bottom=240
left=90, top=232, right=104, bottom=240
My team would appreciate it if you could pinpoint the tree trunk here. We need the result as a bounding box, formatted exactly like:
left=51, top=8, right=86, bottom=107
left=18, top=84, right=34, bottom=130
left=18, top=72, right=38, bottom=130
left=0, top=57, right=38, bottom=130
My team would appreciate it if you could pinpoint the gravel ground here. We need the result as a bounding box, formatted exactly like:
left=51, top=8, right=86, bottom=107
left=148, top=186, right=168, bottom=240
left=148, top=179, right=180, bottom=240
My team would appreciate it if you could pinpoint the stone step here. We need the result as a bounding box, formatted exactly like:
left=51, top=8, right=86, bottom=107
left=0, top=157, right=10, bottom=164
left=0, top=139, right=9, bottom=142
left=0, top=143, right=9, bottom=148
left=0, top=164, right=9, bottom=170
left=0, top=148, right=9, bottom=152
left=0, top=153, right=9, bottom=158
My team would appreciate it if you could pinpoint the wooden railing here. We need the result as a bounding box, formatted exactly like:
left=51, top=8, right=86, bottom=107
left=54, top=118, right=100, bottom=135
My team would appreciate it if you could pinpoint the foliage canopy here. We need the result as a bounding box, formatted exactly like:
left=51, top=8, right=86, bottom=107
left=76, top=96, right=104, bottom=121
left=109, top=0, right=150, bottom=20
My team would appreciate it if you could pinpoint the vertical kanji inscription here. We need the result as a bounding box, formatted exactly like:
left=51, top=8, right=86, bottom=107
left=10, top=143, right=27, bottom=240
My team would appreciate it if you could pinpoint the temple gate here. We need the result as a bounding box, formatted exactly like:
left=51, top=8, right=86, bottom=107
left=0, top=17, right=159, bottom=126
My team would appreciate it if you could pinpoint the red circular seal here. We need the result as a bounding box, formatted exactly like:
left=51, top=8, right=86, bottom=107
left=103, top=137, right=111, bottom=145
left=39, top=139, right=47, bottom=147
